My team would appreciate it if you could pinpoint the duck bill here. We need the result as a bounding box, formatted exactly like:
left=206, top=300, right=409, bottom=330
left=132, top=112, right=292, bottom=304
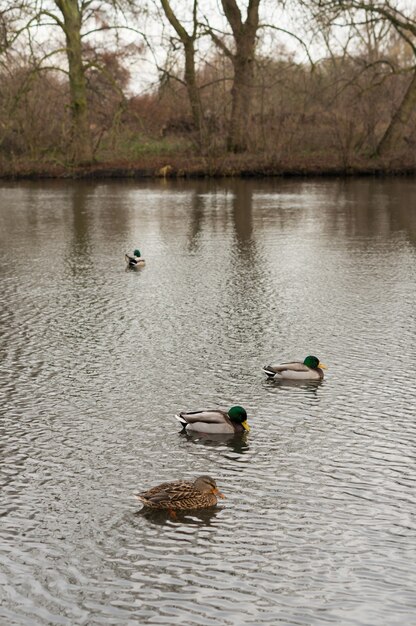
left=213, top=488, right=225, bottom=499
left=318, top=362, right=327, bottom=369
left=242, top=421, right=250, bottom=432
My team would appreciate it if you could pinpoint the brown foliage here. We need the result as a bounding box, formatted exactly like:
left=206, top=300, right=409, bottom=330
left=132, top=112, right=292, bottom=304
left=1, top=42, right=416, bottom=171
left=0, top=62, right=69, bottom=161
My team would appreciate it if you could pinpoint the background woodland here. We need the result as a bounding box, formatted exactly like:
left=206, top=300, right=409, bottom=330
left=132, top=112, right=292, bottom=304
left=1, top=0, right=416, bottom=174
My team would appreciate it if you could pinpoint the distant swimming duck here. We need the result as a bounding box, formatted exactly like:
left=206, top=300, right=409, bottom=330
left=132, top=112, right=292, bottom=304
left=136, top=475, right=224, bottom=511
left=175, top=406, right=250, bottom=434
left=263, top=355, right=327, bottom=381
left=125, top=248, right=145, bottom=268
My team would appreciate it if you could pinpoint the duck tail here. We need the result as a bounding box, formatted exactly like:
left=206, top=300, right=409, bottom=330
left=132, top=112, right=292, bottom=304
left=174, top=414, right=187, bottom=430
left=262, top=366, right=276, bottom=378
left=125, top=253, right=136, bottom=265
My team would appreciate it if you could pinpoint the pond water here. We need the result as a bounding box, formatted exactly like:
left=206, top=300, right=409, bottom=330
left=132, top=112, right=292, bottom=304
left=1, top=177, right=415, bottom=626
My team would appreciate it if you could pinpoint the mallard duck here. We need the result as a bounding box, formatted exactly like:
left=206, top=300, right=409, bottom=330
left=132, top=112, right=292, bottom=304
left=175, top=405, right=250, bottom=434
left=125, top=248, right=145, bottom=268
left=263, top=355, right=327, bottom=380
left=136, top=475, right=224, bottom=511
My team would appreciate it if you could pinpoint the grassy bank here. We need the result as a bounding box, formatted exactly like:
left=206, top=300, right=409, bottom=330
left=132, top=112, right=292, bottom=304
left=1, top=152, right=416, bottom=180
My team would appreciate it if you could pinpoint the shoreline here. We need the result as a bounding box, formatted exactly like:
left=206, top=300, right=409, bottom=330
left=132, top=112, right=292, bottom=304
left=1, top=155, right=416, bottom=180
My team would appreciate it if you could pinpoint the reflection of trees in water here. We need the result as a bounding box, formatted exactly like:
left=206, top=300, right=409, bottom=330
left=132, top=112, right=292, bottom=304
left=60, top=182, right=133, bottom=355
left=187, top=186, right=206, bottom=252
left=323, top=179, right=416, bottom=244
left=185, top=179, right=234, bottom=252
left=224, top=180, right=274, bottom=352
left=70, top=182, right=92, bottom=260
left=181, top=178, right=324, bottom=256
left=69, top=181, right=132, bottom=258
left=181, top=178, right=288, bottom=355
left=184, top=179, right=257, bottom=254
left=230, top=180, right=254, bottom=259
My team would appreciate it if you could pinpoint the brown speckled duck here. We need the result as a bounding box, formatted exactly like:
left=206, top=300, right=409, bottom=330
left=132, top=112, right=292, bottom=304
left=136, top=475, right=224, bottom=511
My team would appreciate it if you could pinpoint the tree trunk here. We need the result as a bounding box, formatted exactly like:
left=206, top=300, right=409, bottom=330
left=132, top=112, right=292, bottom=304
left=160, top=0, right=206, bottom=150
left=183, top=40, right=205, bottom=148
left=55, top=0, right=92, bottom=163
left=376, top=70, right=416, bottom=157
left=228, top=39, right=256, bottom=152
left=221, top=0, right=260, bottom=153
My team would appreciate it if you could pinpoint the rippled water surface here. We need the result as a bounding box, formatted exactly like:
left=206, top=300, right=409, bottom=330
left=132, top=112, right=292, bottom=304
left=1, top=178, right=416, bottom=625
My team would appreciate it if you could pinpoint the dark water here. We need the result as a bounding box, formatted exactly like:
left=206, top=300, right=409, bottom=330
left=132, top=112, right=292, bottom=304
left=1, top=178, right=415, bottom=626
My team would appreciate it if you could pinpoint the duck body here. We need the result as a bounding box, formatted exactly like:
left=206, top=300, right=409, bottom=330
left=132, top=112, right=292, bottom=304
left=263, top=355, right=326, bottom=381
left=125, top=248, right=145, bottom=268
left=175, top=406, right=250, bottom=434
left=136, top=475, right=223, bottom=511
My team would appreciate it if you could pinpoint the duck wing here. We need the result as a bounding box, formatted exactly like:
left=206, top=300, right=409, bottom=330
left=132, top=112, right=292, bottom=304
left=264, top=361, right=309, bottom=374
left=263, top=361, right=312, bottom=378
left=125, top=253, right=137, bottom=265
left=177, top=410, right=228, bottom=424
left=137, top=480, right=197, bottom=505
left=175, top=410, right=234, bottom=434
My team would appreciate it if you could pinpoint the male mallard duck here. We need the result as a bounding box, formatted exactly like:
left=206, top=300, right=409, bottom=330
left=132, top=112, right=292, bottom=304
left=175, top=405, right=250, bottom=434
left=263, top=355, right=327, bottom=380
left=125, top=248, right=145, bottom=268
left=136, top=475, right=224, bottom=511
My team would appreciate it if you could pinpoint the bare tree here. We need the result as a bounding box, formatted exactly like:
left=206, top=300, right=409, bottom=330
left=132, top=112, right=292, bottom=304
left=208, top=0, right=261, bottom=152
left=2, top=0, right=139, bottom=164
left=159, top=0, right=206, bottom=148
left=0, top=9, right=10, bottom=55
left=310, top=0, right=416, bottom=156
left=52, top=0, right=92, bottom=162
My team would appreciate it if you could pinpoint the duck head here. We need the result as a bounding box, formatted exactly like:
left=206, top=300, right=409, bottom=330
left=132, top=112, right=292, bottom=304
left=194, top=475, right=225, bottom=498
left=133, top=248, right=141, bottom=257
left=228, top=405, right=250, bottom=431
left=303, top=355, right=327, bottom=370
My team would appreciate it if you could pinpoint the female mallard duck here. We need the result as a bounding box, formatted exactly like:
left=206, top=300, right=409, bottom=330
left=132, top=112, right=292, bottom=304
left=263, top=355, right=327, bottom=381
left=125, top=248, right=145, bottom=268
left=175, top=405, right=250, bottom=434
left=136, top=475, right=224, bottom=511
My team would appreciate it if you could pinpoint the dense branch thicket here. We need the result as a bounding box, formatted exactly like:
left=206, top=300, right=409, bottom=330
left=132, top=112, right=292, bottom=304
left=1, top=0, right=416, bottom=171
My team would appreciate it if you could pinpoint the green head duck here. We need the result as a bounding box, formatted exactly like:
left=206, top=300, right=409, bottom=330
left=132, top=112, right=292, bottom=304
left=228, top=405, right=250, bottom=431
left=303, top=356, right=327, bottom=370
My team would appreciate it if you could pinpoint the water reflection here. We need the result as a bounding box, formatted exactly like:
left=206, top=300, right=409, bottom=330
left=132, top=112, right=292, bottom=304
left=187, top=188, right=205, bottom=252
left=322, top=179, right=416, bottom=244
left=65, top=181, right=137, bottom=270
left=1, top=178, right=416, bottom=626
left=179, top=431, right=250, bottom=455
left=135, top=506, right=222, bottom=527
left=183, top=179, right=256, bottom=257
left=125, top=263, right=145, bottom=272
left=263, top=378, right=324, bottom=390
left=230, top=182, right=254, bottom=254
left=262, top=378, right=324, bottom=404
left=70, top=183, right=92, bottom=258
